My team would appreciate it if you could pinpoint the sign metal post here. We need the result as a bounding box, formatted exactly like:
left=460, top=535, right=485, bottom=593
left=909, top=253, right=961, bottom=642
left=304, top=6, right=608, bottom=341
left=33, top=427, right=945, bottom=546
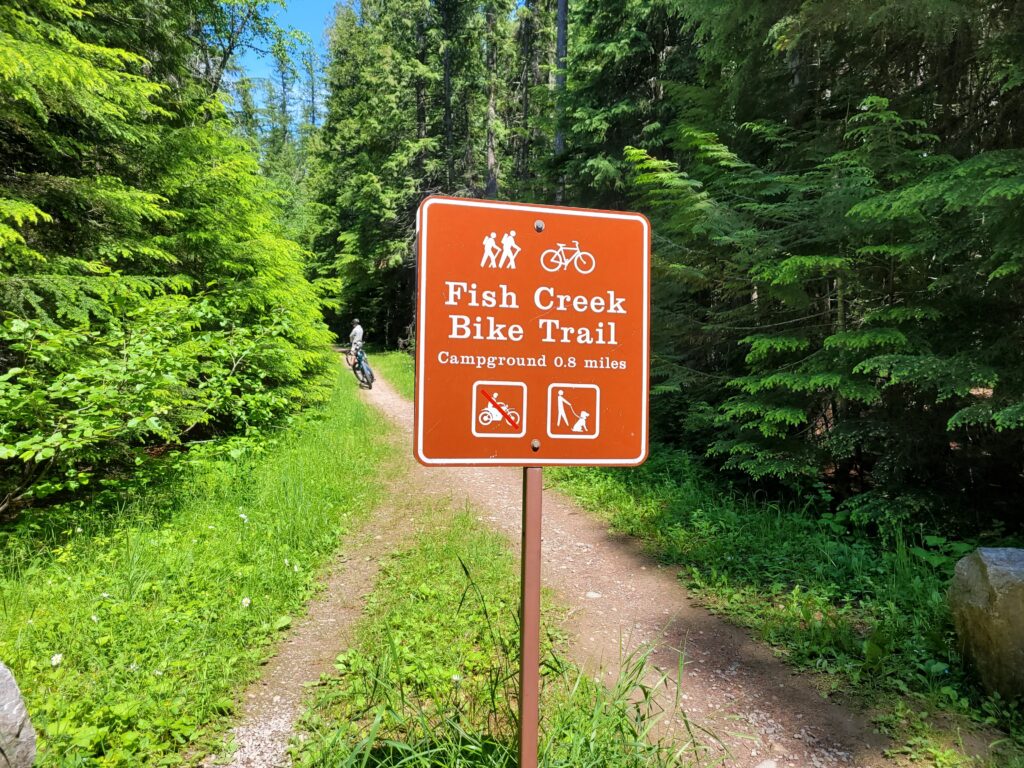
left=414, top=196, right=649, bottom=766
left=519, top=466, right=543, bottom=768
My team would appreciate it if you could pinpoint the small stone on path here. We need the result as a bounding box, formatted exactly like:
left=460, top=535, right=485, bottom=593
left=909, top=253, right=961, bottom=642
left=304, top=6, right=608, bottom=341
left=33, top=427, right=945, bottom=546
left=585, top=591, right=602, bottom=599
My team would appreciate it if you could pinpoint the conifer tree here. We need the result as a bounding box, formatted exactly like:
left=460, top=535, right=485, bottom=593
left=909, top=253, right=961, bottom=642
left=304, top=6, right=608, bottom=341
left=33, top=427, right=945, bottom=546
left=0, top=0, right=332, bottom=518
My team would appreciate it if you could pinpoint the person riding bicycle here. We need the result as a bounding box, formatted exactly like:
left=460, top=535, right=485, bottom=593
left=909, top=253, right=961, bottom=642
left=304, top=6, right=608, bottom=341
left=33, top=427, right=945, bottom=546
left=347, top=318, right=374, bottom=388
left=350, top=318, right=364, bottom=350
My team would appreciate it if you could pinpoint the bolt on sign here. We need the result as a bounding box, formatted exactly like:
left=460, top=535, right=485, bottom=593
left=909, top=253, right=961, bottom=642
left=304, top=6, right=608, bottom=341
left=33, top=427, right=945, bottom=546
left=414, top=196, right=650, bottom=466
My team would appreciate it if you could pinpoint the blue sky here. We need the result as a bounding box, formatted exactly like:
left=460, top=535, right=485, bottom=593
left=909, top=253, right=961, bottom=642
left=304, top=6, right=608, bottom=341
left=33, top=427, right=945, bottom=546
left=236, top=1, right=338, bottom=81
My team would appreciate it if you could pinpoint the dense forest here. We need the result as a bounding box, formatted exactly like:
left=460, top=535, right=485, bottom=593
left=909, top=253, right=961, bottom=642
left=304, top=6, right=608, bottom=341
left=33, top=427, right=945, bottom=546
left=311, top=0, right=1024, bottom=536
left=2, top=1, right=1024, bottom=764
left=2, top=0, right=1023, bottom=533
left=0, top=0, right=333, bottom=520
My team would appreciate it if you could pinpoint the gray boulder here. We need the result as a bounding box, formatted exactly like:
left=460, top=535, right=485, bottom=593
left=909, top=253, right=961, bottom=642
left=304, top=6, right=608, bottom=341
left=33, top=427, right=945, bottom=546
left=0, top=661, right=36, bottom=768
left=949, top=547, right=1024, bottom=699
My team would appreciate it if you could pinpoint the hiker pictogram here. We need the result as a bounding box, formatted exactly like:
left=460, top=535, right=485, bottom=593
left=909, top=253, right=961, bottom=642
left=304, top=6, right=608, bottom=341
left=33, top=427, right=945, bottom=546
left=481, top=230, right=521, bottom=269
left=547, top=384, right=600, bottom=440
left=472, top=381, right=527, bottom=438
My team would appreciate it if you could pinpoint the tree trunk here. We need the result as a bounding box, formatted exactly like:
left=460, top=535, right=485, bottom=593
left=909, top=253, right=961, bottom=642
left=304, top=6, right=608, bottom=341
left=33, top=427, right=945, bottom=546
left=304, top=50, right=318, bottom=127
left=443, top=46, right=454, bottom=188
left=553, top=0, right=568, bottom=158
left=484, top=4, right=499, bottom=198
left=416, top=20, right=427, bottom=142
left=465, top=101, right=476, bottom=192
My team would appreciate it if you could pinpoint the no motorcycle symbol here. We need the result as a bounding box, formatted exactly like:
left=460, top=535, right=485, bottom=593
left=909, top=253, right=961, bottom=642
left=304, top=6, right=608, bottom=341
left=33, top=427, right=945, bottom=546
left=472, top=381, right=527, bottom=439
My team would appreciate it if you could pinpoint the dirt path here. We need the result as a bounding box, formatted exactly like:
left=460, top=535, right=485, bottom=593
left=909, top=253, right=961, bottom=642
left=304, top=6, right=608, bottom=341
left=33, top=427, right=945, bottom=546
left=366, top=374, right=897, bottom=768
left=201, top=460, right=419, bottom=767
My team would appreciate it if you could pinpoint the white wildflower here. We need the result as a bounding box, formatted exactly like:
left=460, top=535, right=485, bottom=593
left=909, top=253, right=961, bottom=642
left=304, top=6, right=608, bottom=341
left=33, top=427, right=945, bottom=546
left=101, top=592, right=111, bottom=599
left=284, top=558, right=290, bottom=567
left=50, top=653, right=63, bottom=667
left=238, top=513, right=248, bottom=523
left=91, top=615, right=99, bottom=623
left=241, top=597, right=251, bottom=608
left=153, top=669, right=163, bottom=676
left=75, top=527, right=83, bottom=533
left=451, top=674, right=462, bottom=683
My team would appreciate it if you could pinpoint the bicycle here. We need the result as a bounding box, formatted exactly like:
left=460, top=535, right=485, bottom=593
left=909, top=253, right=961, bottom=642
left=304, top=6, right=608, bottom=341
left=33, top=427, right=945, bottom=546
left=342, top=345, right=375, bottom=389
left=540, top=240, right=596, bottom=274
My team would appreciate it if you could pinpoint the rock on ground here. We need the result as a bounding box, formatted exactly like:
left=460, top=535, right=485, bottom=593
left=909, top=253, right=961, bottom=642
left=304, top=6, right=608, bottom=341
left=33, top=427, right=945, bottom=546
left=0, top=661, right=36, bottom=768
left=949, top=547, right=1024, bottom=699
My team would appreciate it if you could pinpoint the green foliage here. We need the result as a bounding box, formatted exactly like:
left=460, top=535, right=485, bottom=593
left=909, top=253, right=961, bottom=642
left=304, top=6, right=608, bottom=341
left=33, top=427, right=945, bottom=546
left=306, top=0, right=1024, bottom=533
left=549, top=448, right=1024, bottom=745
left=310, top=0, right=529, bottom=345
left=293, top=507, right=698, bottom=767
left=0, top=0, right=333, bottom=516
left=307, top=2, right=429, bottom=345
left=0, top=369, right=393, bottom=767
left=605, top=4, right=1024, bottom=524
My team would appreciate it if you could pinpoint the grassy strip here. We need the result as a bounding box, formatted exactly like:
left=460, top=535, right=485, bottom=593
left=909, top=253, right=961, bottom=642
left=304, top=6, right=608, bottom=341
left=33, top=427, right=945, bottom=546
left=0, top=365, right=393, bottom=767
left=293, top=505, right=697, bottom=767
left=372, top=350, right=415, bottom=399
left=370, top=350, right=1023, bottom=756
left=547, top=451, right=1024, bottom=752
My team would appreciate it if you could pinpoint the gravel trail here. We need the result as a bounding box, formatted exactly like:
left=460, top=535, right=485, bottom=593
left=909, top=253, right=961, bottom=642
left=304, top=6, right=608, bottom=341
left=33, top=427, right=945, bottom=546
left=367, top=373, right=896, bottom=768
left=208, top=369, right=903, bottom=768
left=200, top=450, right=419, bottom=767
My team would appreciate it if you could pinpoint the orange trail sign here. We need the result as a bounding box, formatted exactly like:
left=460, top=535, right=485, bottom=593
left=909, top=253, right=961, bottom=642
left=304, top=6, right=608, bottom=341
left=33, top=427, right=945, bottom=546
left=414, top=196, right=650, bottom=466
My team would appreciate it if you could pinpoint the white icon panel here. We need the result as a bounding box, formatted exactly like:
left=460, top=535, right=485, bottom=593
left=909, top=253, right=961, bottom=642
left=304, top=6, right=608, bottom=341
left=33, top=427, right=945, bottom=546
left=547, top=383, right=600, bottom=440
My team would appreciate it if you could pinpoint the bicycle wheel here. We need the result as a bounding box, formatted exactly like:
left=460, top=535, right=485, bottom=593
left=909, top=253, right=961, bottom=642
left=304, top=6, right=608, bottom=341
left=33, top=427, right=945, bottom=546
left=361, top=361, right=374, bottom=389
left=351, top=363, right=369, bottom=387
left=539, top=248, right=562, bottom=272
left=575, top=251, right=596, bottom=274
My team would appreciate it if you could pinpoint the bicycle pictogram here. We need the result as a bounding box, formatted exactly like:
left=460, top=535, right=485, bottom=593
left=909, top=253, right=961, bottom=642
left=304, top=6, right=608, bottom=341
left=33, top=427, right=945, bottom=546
left=540, top=240, right=595, bottom=275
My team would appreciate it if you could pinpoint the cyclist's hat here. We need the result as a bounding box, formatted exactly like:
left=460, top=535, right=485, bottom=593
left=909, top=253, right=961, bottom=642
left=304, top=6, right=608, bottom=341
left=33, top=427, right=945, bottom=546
left=352, top=318, right=360, bottom=324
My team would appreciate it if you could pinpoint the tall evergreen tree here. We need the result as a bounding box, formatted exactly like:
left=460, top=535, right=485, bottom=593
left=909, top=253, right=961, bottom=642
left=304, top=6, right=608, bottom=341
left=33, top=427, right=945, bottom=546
left=1, top=0, right=332, bottom=518
left=614, top=0, right=1024, bottom=530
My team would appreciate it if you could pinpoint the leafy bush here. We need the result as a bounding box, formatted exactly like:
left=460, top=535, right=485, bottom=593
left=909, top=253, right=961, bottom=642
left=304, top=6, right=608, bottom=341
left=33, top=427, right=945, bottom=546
left=0, top=369, right=391, bottom=766
left=550, top=447, right=1024, bottom=743
left=0, top=0, right=333, bottom=517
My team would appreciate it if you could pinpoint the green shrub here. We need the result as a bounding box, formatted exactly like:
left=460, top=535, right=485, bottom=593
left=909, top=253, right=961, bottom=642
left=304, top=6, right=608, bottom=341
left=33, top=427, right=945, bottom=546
left=0, top=369, right=391, bottom=766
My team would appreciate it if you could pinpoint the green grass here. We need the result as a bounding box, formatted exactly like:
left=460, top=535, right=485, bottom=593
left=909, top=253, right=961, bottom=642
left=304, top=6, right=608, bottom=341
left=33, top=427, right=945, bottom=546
left=548, top=449, right=1024, bottom=756
left=366, top=349, right=1023, bottom=758
left=293, top=505, right=699, bottom=767
left=0, top=365, right=395, bottom=767
left=372, top=350, right=415, bottom=399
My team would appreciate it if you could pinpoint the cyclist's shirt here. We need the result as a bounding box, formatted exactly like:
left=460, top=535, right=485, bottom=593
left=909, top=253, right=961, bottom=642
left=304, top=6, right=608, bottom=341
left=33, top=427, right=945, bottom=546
left=350, top=324, right=364, bottom=350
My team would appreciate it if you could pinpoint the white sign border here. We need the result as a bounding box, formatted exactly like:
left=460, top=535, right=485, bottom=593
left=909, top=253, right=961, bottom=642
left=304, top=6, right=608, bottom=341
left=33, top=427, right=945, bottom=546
left=414, top=196, right=650, bottom=466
